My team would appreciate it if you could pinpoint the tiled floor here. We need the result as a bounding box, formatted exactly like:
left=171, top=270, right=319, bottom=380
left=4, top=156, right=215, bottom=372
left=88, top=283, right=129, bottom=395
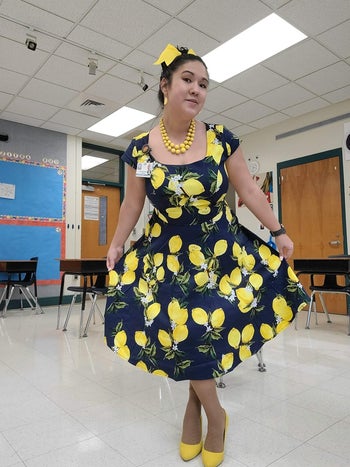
left=1, top=301, right=350, bottom=467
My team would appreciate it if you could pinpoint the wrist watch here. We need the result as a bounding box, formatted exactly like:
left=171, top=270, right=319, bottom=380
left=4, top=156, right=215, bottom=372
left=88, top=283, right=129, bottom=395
left=270, top=224, right=286, bottom=237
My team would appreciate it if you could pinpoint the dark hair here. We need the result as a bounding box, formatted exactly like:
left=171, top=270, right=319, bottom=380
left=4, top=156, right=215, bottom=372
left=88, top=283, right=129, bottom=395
left=157, top=47, right=208, bottom=106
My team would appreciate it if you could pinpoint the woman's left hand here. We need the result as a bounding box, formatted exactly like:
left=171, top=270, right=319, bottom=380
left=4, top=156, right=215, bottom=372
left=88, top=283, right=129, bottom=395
left=275, top=234, right=294, bottom=260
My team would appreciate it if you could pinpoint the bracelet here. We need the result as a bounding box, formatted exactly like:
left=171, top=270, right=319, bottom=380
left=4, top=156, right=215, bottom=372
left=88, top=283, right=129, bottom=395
left=270, top=224, right=286, bottom=237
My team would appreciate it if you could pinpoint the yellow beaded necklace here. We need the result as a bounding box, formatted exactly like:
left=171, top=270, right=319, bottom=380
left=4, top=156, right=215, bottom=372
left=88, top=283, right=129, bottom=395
left=160, top=118, right=196, bottom=154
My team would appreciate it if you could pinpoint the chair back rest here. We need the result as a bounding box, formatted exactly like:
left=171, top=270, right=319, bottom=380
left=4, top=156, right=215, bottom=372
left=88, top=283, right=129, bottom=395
left=22, top=257, right=38, bottom=282
left=94, top=273, right=107, bottom=289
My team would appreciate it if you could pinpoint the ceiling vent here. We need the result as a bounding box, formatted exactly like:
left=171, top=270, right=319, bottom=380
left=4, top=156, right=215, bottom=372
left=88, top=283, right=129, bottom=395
left=80, top=99, right=105, bottom=108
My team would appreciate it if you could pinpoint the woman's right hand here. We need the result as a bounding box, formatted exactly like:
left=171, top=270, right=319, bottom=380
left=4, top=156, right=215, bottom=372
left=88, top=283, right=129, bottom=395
left=106, top=245, right=124, bottom=271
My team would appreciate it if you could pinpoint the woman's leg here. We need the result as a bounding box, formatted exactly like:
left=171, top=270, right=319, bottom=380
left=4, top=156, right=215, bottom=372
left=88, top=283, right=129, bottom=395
left=190, top=379, right=226, bottom=453
left=181, top=381, right=202, bottom=444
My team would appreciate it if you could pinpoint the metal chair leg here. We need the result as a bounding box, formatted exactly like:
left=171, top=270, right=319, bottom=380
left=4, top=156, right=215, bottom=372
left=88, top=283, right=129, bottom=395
left=305, top=291, right=315, bottom=329
left=318, top=292, right=332, bottom=323
left=62, top=294, right=78, bottom=331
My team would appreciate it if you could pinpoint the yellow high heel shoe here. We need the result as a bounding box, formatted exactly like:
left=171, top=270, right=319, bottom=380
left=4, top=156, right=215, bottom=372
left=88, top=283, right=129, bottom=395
left=180, top=417, right=202, bottom=461
left=201, top=411, right=228, bottom=467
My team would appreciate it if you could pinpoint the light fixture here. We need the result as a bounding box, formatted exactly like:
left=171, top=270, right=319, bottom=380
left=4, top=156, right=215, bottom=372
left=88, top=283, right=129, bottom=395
left=25, top=34, right=37, bottom=51
left=88, top=106, right=156, bottom=138
left=203, top=13, right=307, bottom=82
left=88, top=57, right=98, bottom=75
left=138, top=72, right=149, bottom=92
left=81, top=155, right=108, bottom=170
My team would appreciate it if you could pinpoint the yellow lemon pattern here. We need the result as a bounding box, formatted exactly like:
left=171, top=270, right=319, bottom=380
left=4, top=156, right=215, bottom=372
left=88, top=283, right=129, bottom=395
left=105, top=124, right=309, bottom=381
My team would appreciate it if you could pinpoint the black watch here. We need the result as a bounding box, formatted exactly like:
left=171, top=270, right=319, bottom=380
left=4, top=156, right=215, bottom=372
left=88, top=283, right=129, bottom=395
left=270, top=224, right=286, bottom=237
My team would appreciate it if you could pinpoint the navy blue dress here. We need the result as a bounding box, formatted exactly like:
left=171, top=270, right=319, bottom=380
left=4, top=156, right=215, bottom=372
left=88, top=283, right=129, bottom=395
left=104, top=124, right=308, bottom=381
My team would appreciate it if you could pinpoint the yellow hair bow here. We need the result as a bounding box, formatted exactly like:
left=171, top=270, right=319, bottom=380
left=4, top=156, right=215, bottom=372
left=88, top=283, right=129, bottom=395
left=154, top=43, right=196, bottom=66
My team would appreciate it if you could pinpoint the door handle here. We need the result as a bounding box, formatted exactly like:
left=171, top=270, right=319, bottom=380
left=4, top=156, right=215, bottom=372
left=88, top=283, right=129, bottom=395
left=329, top=240, right=341, bottom=246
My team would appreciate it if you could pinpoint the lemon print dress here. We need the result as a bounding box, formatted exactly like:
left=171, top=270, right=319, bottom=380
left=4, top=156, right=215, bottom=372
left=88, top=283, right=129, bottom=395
left=105, top=123, right=308, bottom=381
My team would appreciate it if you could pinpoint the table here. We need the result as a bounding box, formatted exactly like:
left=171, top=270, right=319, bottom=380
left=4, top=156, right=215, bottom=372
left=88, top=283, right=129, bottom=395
left=57, top=259, right=108, bottom=332
left=0, top=260, right=42, bottom=317
left=293, top=257, right=350, bottom=334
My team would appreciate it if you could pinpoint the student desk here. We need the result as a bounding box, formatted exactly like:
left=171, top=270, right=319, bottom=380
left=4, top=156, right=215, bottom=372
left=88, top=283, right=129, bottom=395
left=0, top=259, right=40, bottom=316
left=57, top=259, right=108, bottom=331
left=293, top=257, right=350, bottom=334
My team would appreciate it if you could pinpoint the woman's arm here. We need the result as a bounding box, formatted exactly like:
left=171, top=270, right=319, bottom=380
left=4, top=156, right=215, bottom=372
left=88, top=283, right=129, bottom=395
left=226, top=147, right=294, bottom=260
left=106, top=165, right=146, bottom=270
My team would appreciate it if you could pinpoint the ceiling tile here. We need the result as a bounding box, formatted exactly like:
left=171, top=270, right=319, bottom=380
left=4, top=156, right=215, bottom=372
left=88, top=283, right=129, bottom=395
left=41, top=121, right=82, bottom=135
left=177, top=0, right=271, bottom=42
left=85, top=75, right=140, bottom=107
left=322, top=86, right=350, bottom=104
left=19, top=79, right=78, bottom=107
left=138, top=19, right=218, bottom=59
left=54, top=43, right=115, bottom=72
left=256, top=82, right=315, bottom=110
left=223, top=101, right=275, bottom=123
left=0, top=92, right=13, bottom=109
left=250, top=112, right=290, bottom=129
left=283, top=97, right=329, bottom=117
left=50, top=109, right=99, bottom=129
left=145, top=0, right=193, bottom=15
left=35, top=55, right=100, bottom=91
left=0, top=0, right=75, bottom=36
left=205, top=87, right=247, bottom=113
left=23, top=0, right=97, bottom=21
left=0, top=69, right=29, bottom=94
left=317, top=19, right=350, bottom=59
left=81, top=0, right=170, bottom=47
left=0, top=17, right=60, bottom=53
left=5, top=96, right=58, bottom=120
left=0, top=37, right=50, bottom=75
left=223, top=65, right=289, bottom=98
left=66, top=26, right=132, bottom=61
left=264, top=39, right=339, bottom=80
left=296, top=61, right=350, bottom=94
left=278, top=0, right=350, bottom=35
left=0, top=111, right=45, bottom=127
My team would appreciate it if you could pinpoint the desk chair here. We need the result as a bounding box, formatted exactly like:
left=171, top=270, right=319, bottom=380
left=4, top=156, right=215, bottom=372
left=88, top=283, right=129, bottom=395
left=305, top=274, right=350, bottom=335
left=1, top=257, right=44, bottom=317
left=60, top=273, right=106, bottom=338
left=216, top=349, right=266, bottom=388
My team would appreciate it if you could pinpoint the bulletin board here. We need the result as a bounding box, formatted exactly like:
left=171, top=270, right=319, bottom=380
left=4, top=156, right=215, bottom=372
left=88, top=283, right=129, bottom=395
left=0, top=161, right=64, bottom=220
left=0, top=225, right=62, bottom=281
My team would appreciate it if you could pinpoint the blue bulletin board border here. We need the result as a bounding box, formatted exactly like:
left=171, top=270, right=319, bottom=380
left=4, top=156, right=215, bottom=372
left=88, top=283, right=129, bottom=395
left=0, top=160, right=65, bottom=220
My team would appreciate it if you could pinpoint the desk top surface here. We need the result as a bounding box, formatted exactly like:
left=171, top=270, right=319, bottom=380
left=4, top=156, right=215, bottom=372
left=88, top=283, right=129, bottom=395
left=294, top=257, right=350, bottom=274
left=59, top=258, right=108, bottom=274
left=0, top=260, right=36, bottom=272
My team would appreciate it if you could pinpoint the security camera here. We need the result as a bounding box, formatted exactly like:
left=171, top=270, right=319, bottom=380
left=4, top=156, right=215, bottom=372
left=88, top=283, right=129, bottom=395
left=138, top=73, right=149, bottom=92
left=25, top=35, right=37, bottom=51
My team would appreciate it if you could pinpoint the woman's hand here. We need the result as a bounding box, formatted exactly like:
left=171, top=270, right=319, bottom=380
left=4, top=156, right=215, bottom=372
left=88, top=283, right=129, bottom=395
left=275, top=234, right=294, bottom=260
left=106, top=245, right=124, bottom=271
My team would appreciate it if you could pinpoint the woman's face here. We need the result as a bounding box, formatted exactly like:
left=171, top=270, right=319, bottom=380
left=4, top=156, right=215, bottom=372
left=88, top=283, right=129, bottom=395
left=162, top=60, right=209, bottom=119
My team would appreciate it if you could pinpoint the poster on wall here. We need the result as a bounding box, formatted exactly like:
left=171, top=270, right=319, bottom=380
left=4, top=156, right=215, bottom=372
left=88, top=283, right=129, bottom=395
left=238, top=171, right=273, bottom=208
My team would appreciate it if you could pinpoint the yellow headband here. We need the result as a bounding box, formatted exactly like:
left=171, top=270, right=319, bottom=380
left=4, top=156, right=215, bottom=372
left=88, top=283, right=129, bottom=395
left=154, top=43, right=196, bottom=67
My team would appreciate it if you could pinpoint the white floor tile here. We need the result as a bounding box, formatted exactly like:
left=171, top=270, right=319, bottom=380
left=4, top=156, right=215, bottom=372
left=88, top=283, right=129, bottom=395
left=1, top=306, right=350, bottom=466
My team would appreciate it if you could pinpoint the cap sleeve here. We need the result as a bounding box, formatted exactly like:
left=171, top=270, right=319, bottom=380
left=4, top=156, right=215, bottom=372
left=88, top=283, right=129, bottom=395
left=121, top=133, right=150, bottom=169
left=222, top=126, right=240, bottom=160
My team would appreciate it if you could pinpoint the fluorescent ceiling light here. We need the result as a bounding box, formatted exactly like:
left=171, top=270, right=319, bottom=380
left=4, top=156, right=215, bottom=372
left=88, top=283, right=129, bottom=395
left=82, top=155, right=108, bottom=170
left=203, top=13, right=307, bottom=83
left=88, top=106, right=156, bottom=137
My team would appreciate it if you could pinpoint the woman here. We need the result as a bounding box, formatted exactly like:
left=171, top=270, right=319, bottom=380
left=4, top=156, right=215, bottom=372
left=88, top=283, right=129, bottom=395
left=105, top=44, right=308, bottom=467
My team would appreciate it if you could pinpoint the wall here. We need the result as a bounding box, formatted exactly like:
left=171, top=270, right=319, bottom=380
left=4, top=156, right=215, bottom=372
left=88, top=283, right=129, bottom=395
left=237, top=99, right=350, bottom=250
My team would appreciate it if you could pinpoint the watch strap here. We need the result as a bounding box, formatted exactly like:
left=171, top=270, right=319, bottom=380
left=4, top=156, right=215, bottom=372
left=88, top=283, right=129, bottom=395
left=270, top=224, right=286, bottom=237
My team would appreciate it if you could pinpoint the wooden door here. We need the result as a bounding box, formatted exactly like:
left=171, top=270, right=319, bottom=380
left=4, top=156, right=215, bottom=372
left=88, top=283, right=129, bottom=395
left=280, top=154, right=346, bottom=314
left=81, top=185, right=120, bottom=259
